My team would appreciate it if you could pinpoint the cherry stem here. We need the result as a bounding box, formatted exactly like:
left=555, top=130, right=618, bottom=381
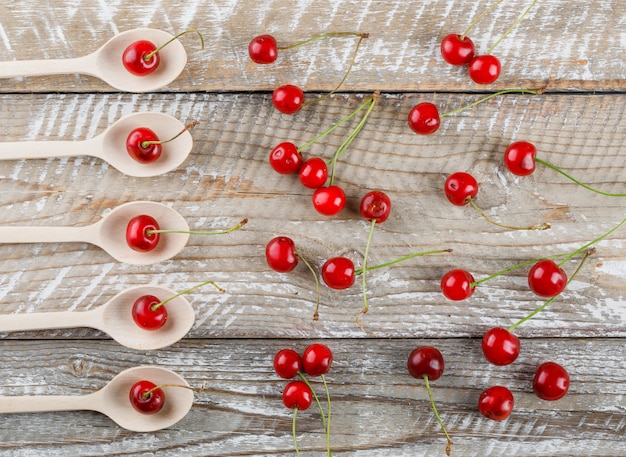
left=297, top=96, right=374, bottom=153
left=328, top=91, right=380, bottom=185
left=322, top=374, right=332, bottom=457
left=466, top=197, right=551, bottom=231
left=141, top=121, right=198, bottom=149
left=557, top=216, right=626, bottom=267
left=302, top=33, right=369, bottom=108
left=354, top=249, right=453, bottom=275
left=278, top=31, right=368, bottom=51
left=142, top=382, right=196, bottom=399
left=440, top=89, right=541, bottom=118
left=461, top=0, right=505, bottom=39
left=487, top=0, right=538, bottom=55
left=145, top=29, right=205, bottom=61
left=147, top=218, right=248, bottom=236
left=297, top=372, right=331, bottom=455
left=151, top=280, right=225, bottom=311
left=423, top=375, right=453, bottom=456
left=535, top=158, right=626, bottom=197
left=359, top=219, right=377, bottom=319
left=470, top=253, right=570, bottom=288
left=508, top=248, right=594, bottom=332
left=292, top=406, right=302, bottom=457
left=296, top=253, right=321, bottom=321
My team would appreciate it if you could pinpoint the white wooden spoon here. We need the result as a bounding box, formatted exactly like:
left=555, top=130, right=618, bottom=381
left=0, top=366, right=194, bottom=432
left=0, top=201, right=190, bottom=265
left=0, top=285, right=195, bottom=350
left=0, top=112, right=193, bottom=177
left=0, top=28, right=187, bottom=92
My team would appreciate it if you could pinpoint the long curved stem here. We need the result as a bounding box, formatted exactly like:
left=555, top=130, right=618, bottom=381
left=487, top=0, right=538, bottom=55
left=461, top=0, right=506, bottom=39
left=145, top=29, right=205, bottom=60
left=535, top=158, right=626, bottom=197
left=470, top=253, right=570, bottom=287
left=440, top=89, right=540, bottom=118
left=297, top=253, right=321, bottom=320
left=278, top=32, right=367, bottom=50
left=467, top=197, right=550, bottom=231
left=557, top=216, right=626, bottom=267
left=423, top=375, right=453, bottom=456
left=149, top=218, right=247, bottom=236
left=360, top=219, right=377, bottom=318
left=322, top=374, right=332, bottom=457
left=152, top=280, right=224, bottom=311
left=354, top=249, right=452, bottom=275
left=297, top=373, right=328, bottom=442
left=141, top=121, right=198, bottom=148
left=292, top=406, right=301, bottom=457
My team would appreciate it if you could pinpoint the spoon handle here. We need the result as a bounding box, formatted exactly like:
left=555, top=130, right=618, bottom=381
left=0, top=225, right=98, bottom=245
left=0, top=138, right=95, bottom=161
left=0, top=55, right=93, bottom=79
left=0, top=309, right=100, bottom=333
left=0, top=392, right=96, bottom=413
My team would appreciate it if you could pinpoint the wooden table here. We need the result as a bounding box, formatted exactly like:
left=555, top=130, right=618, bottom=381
left=0, top=1, right=624, bottom=455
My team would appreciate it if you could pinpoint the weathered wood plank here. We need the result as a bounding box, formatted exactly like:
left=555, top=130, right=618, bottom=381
left=0, top=0, right=625, bottom=92
left=0, top=338, right=623, bottom=456
left=0, top=92, right=623, bottom=339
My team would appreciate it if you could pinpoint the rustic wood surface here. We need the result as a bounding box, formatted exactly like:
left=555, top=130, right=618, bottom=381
left=0, top=1, right=624, bottom=456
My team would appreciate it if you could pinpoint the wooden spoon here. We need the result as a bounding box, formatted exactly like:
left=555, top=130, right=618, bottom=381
left=0, top=28, right=187, bottom=92
left=0, top=366, right=194, bottom=432
left=0, top=112, right=193, bottom=177
left=0, top=201, right=190, bottom=265
left=0, top=285, right=195, bottom=350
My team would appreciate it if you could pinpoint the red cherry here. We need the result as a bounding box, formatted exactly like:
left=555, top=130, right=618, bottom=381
left=126, top=127, right=162, bottom=163
left=533, top=361, right=570, bottom=401
left=248, top=34, right=278, bottom=64
left=302, top=343, right=333, bottom=376
left=126, top=214, right=160, bottom=252
left=273, top=348, right=303, bottom=379
left=444, top=172, right=478, bottom=206
left=407, top=346, right=444, bottom=381
left=269, top=142, right=303, bottom=174
left=482, top=327, right=520, bottom=366
left=122, top=40, right=160, bottom=76
left=359, top=190, right=391, bottom=223
left=282, top=380, right=313, bottom=410
left=478, top=385, right=514, bottom=421
left=312, top=185, right=346, bottom=216
left=321, top=256, right=355, bottom=290
left=528, top=259, right=567, bottom=297
left=408, top=102, right=441, bottom=135
left=132, top=294, right=167, bottom=330
left=272, top=84, right=305, bottom=114
left=504, top=141, right=537, bottom=176
left=440, top=34, right=475, bottom=65
left=298, top=157, right=328, bottom=189
left=468, top=55, right=502, bottom=84
left=129, top=380, right=165, bottom=414
left=441, top=269, right=476, bottom=301
left=265, top=236, right=298, bottom=273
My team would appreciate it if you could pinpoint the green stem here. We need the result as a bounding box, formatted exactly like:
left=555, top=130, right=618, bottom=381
left=278, top=32, right=367, bottom=50
left=328, top=92, right=380, bottom=185
left=360, top=219, right=377, bottom=316
left=557, top=216, right=626, bottom=267
left=508, top=249, right=593, bottom=332
left=535, top=158, right=626, bottom=197
left=145, top=29, right=204, bottom=60
left=487, top=0, right=538, bottom=55
left=470, top=253, right=570, bottom=287
left=292, top=406, right=301, bottom=457
left=440, top=89, right=540, bottom=118
left=354, top=249, right=452, bottom=275
left=297, top=373, right=328, bottom=441
left=423, top=375, right=453, bottom=456
left=297, top=253, right=322, bottom=321
left=141, top=121, right=198, bottom=149
left=148, top=218, right=247, bottom=236
left=322, top=374, right=332, bottom=457
left=461, top=0, right=506, bottom=39
left=467, top=197, right=550, bottom=231
left=151, top=280, right=225, bottom=311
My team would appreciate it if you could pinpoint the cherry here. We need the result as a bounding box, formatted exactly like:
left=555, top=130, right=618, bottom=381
left=504, top=140, right=536, bottom=176
left=440, top=34, right=475, bottom=65
left=528, top=259, right=567, bottom=298
left=272, top=84, right=305, bottom=115
left=274, top=348, right=303, bottom=379
left=269, top=142, right=303, bottom=174
left=482, top=327, right=520, bottom=366
left=407, top=346, right=452, bottom=455
left=129, top=380, right=165, bottom=414
left=478, top=385, right=514, bottom=421
left=321, top=256, right=355, bottom=290
left=282, top=380, right=313, bottom=411
left=126, top=214, right=160, bottom=252
left=440, top=269, right=476, bottom=301
left=408, top=102, right=441, bottom=135
left=444, top=172, right=478, bottom=206
left=298, top=157, right=328, bottom=189
left=265, top=236, right=298, bottom=273
left=248, top=34, right=278, bottom=64
left=132, top=294, right=167, bottom=330
left=533, top=361, right=570, bottom=401
left=302, top=343, right=333, bottom=376
left=126, top=121, right=198, bottom=164
left=122, top=30, right=203, bottom=77
left=360, top=190, right=391, bottom=223
left=468, top=55, right=501, bottom=84
left=312, top=185, right=346, bottom=216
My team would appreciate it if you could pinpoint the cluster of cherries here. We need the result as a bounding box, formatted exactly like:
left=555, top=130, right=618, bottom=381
left=274, top=344, right=334, bottom=455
